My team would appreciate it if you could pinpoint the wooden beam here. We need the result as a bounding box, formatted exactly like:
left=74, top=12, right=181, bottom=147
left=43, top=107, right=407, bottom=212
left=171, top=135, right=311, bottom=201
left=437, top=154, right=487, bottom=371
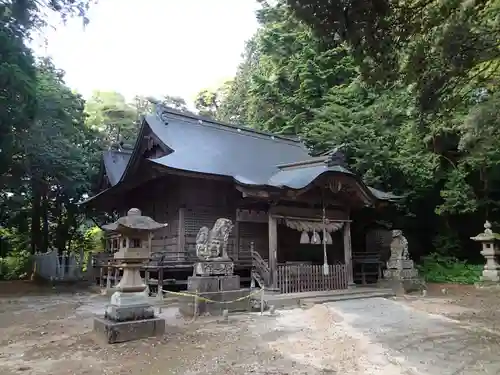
left=270, top=205, right=348, bottom=220
left=343, top=220, right=355, bottom=287
left=268, top=214, right=278, bottom=289
left=177, top=208, right=185, bottom=259
left=234, top=219, right=240, bottom=260
left=236, top=208, right=268, bottom=223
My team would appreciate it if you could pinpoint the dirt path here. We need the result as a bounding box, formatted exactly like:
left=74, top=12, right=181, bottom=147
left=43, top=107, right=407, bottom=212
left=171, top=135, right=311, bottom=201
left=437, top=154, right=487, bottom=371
left=0, top=292, right=329, bottom=375
left=0, top=291, right=413, bottom=375
left=2, top=283, right=500, bottom=375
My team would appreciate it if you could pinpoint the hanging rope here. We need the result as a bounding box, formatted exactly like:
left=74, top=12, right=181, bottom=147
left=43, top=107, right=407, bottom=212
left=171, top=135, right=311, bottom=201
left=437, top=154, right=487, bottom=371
left=284, top=219, right=343, bottom=233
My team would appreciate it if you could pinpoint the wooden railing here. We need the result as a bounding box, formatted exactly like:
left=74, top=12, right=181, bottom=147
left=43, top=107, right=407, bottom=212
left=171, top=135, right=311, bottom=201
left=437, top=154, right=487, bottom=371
left=250, top=244, right=270, bottom=288
left=352, top=251, right=383, bottom=285
left=277, top=263, right=348, bottom=293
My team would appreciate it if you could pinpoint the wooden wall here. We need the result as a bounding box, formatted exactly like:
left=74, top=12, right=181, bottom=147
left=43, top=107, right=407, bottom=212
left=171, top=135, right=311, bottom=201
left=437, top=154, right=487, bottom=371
left=123, top=174, right=245, bottom=261
left=121, top=172, right=351, bottom=264
left=123, top=174, right=181, bottom=259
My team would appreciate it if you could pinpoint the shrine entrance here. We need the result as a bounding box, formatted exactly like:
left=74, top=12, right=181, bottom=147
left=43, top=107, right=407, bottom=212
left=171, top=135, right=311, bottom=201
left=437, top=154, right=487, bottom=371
left=274, top=219, right=348, bottom=292
left=266, top=206, right=353, bottom=293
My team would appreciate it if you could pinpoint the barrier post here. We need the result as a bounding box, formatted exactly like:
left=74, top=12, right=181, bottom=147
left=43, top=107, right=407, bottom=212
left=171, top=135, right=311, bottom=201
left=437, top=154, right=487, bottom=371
left=193, top=288, right=199, bottom=320
left=260, top=287, right=264, bottom=315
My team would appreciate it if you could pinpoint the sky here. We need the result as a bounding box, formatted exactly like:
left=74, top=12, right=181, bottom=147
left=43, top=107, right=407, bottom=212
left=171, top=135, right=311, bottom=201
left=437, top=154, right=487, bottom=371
left=31, top=0, right=261, bottom=106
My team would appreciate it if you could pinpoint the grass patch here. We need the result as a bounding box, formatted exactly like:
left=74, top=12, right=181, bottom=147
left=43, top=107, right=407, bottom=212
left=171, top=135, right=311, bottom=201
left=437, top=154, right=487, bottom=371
left=417, top=253, right=482, bottom=284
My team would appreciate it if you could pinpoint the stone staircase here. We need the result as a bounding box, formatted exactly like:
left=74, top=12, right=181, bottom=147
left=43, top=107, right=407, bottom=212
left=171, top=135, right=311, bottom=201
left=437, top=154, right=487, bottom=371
left=250, top=247, right=270, bottom=289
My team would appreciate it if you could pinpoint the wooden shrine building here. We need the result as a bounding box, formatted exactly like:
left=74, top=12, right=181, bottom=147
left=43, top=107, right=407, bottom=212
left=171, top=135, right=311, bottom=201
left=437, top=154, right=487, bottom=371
left=82, top=106, right=399, bottom=293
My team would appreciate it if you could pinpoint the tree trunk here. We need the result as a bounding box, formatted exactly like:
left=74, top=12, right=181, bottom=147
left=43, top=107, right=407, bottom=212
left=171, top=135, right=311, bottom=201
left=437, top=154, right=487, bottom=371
left=41, top=190, right=49, bottom=253
left=54, top=201, right=67, bottom=254
left=30, top=181, right=42, bottom=254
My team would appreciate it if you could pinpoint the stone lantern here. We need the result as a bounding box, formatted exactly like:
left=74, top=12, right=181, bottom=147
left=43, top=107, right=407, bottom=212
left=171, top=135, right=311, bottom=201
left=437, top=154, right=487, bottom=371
left=471, top=221, right=500, bottom=283
left=94, top=208, right=168, bottom=344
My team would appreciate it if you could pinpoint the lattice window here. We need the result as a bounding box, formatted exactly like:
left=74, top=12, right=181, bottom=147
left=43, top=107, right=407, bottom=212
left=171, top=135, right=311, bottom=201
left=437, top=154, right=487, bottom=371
left=239, top=222, right=267, bottom=238
left=239, top=222, right=268, bottom=256
left=184, top=207, right=235, bottom=236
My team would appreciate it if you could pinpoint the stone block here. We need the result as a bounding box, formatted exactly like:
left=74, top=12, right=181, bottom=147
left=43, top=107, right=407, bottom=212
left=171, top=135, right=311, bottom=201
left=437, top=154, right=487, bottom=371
left=219, top=275, right=240, bottom=291
left=104, top=304, right=155, bottom=322
left=187, top=276, right=220, bottom=293
left=379, top=278, right=423, bottom=295
left=386, top=259, right=414, bottom=270
left=383, top=268, right=419, bottom=279
left=180, top=289, right=251, bottom=316
left=481, top=269, right=500, bottom=282
left=194, top=261, right=234, bottom=276
left=93, top=316, right=165, bottom=344
left=181, top=275, right=245, bottom=316
left=217, top=288, right=250, bottom=312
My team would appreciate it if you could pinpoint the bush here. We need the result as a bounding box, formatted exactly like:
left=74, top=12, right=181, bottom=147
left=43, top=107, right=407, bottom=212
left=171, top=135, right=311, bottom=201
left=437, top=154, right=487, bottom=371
left=417, top=253, right=482, bottom=284
left=0, top=250, right=32, bottom=280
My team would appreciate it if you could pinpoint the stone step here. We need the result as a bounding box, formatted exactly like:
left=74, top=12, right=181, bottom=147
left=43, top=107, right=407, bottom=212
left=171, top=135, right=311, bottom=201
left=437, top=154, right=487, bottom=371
left=264, top=288, right=395, bottom=309
left=300, top=291, right=395, bottom=305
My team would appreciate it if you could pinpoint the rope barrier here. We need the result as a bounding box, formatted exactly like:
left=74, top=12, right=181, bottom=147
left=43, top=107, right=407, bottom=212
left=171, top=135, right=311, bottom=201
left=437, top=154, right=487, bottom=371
left=160, top=288, right=262, bottom=304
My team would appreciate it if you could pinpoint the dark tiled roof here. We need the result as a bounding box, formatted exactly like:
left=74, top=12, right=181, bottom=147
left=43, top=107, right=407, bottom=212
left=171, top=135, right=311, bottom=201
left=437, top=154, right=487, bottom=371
left=146, top=112, right=311, bottom=185
left=268, top=164, right=352, bottom=188
left=94, top=108, right=399, bottom=203
left=145, top=110, right=399, bottom=201
left=102, top=149, right=132, bottom=186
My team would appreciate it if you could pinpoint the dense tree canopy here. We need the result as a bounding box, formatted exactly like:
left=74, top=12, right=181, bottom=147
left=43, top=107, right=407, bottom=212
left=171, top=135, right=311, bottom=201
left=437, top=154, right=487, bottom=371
left=199, top=0, right=500, bottom=261
left=1, top=0, right=497, bottom=280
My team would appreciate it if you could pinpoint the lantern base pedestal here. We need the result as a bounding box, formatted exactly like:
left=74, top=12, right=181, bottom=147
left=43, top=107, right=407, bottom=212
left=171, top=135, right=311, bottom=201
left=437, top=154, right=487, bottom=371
left=94, top=291, right=165, bottom=344
left=481, top=269, right=500, bottom=283
left=93, top=316, right=165, bottom=344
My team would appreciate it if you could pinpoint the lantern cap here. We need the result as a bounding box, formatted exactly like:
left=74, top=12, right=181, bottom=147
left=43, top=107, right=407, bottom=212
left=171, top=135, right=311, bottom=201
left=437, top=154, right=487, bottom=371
left=471, top=221, right=500, bottom=242
left=102, top=208, right=168, bottom=232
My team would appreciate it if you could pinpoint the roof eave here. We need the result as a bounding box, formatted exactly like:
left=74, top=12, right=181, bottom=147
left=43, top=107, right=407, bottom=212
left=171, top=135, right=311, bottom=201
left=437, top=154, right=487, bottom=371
left=235, top=170, right=399, bottom=204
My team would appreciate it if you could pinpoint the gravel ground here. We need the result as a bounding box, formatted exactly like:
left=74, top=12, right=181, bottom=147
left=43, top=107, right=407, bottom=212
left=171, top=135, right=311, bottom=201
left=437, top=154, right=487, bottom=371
left=1, top=282, right=500, bottom=375
left=329, top=297, right=500, bottom=375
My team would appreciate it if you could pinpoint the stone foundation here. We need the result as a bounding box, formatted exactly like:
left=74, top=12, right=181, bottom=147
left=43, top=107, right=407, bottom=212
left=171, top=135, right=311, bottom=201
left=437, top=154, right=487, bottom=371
left=94, top=316, right=165, bottom=344
left=180, top=275, right=247, bottom=316
left=481, top=269, right=500, bottom=282
left=379, top=278, right=423, bottom=295
left=105, top=304, right=155, bottom=322
left=194, top=261, right=234, bottom=276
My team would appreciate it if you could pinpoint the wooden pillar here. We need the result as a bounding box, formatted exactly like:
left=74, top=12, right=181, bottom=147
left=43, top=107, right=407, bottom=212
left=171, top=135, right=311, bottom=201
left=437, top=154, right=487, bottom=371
left=147, top=232, right=152, bottom=255
left=177, top=207, right=185, bottom=261
left=343, top=221, right=355, bottom=287
left=268, top=214, right=278, bottom=289
left=234, top=221, right=240, bottom=260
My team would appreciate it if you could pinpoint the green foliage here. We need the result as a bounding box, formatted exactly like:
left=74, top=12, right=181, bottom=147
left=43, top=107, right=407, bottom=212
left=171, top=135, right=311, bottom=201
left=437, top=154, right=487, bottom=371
left=0, top=227, right=31, bottom=280
left=85, top=90, right=139, bottom=145
left=417, top=253, right=482, bottom=285
left=75, top=226, right=103, bottom=271
left=286, top=0, right=500, bottom=112
left=205, top=0, right=500, bottom=261
left=0, top=250, right=31, bottom=281
left=80, top=226, right=104, bottom=253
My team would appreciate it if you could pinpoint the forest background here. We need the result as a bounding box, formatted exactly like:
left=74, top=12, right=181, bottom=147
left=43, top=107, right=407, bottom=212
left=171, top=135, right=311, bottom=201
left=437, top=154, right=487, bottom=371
left=1, top=0, right=498, bottom=284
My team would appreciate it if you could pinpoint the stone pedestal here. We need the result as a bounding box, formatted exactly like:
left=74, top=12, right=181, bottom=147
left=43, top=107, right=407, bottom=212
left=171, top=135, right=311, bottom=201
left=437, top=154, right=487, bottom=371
left=94, top=266, right=165, bottom=343
left=183, top=218, right=246, bottom=316
left=382, top=259, right=422, bottom=294
left=94, top=316, right=165, bottom=344
left=381, top=230, right=422, bottom=294
left=180, top=271, right=244, bottom=316
left=194, top=260, right=234, bottom=276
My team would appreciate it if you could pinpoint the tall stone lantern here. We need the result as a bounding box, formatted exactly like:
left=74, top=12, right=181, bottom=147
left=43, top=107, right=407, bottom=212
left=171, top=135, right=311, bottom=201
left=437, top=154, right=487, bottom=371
left=471, top=221, right=500, bottom=283
left=94, top=208, right=168, bottom=344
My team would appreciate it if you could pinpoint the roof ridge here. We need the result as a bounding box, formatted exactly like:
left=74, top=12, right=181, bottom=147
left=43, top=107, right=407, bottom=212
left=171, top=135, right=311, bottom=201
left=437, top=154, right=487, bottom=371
left=105, top=149, right=133, bottom=155
left=156, top=105, right=303, bottom=145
